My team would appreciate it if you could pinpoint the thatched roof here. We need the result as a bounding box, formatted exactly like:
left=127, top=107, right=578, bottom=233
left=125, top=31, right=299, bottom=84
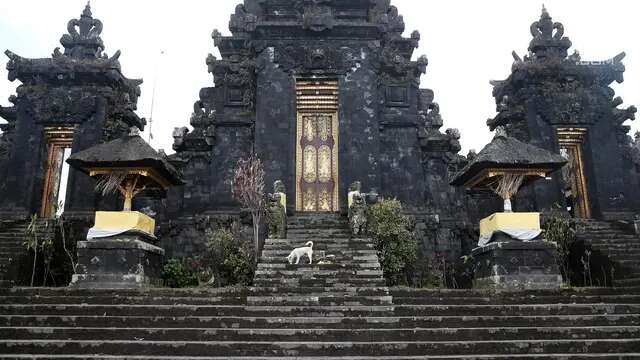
left=451, top=131, right=566, bottom=187
left=67, top=134, right=183, bottom=186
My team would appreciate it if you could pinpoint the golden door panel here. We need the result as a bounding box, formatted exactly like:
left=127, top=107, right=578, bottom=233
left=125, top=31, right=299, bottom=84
left=296, top=112, right=339, bottom=212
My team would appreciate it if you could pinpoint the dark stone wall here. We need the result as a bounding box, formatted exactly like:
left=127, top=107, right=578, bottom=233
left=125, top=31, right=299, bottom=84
left=338, top=61, right=381, bottom=212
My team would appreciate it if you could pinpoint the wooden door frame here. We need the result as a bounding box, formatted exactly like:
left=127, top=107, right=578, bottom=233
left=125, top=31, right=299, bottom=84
left=557, top=127, right=591, bottom=219
left=295, top=79, right=340, bottom=212
left=40, top=126, right=74, bottom=218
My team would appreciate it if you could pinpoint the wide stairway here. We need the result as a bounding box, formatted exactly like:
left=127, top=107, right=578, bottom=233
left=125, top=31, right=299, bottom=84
left=577, top=219, right=640, bottom=287
left=0, top=214, right=639, bottom=358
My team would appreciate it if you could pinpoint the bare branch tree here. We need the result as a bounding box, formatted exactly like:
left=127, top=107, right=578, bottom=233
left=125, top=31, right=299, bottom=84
left=232, top=155, right=266, bottom=259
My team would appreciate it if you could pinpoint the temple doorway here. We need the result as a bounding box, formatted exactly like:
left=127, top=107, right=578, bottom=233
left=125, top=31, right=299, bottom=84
left=295, top=79, right=339, bottom=212
left=40, top=127, right=74, bottom=218
left=557, top=127, right=591, bottom=219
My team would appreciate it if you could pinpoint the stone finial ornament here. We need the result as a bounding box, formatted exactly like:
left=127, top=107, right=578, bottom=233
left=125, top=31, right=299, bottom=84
left=528, top=6, right=572, bottom=60
left=60, top=2, right=106, bottom=59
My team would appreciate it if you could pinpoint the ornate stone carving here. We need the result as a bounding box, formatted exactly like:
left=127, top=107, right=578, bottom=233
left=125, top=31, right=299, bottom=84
left=229, top=4, right=257, bottom=36
left=273, top=43, right=352, bottom=75
left=348, top=181, right=367, bottom=236
left=296, top=0, right=334, bottom=32
left=172, top=100, right=217, bottom=153
left=266, top=180, right=287, bottom=239
left=528, top=6, right=572, bottom=60
left=60, top=2, right=105, bottom=59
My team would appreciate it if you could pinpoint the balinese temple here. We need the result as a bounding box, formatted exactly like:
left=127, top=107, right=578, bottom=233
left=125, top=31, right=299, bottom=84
left=2, top=2, right=640, bottom=358
left=0, top=2, right=637, bottom=268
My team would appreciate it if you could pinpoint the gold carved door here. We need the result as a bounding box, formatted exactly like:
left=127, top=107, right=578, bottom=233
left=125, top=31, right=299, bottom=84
left=296, top=79, right=339, bottom=212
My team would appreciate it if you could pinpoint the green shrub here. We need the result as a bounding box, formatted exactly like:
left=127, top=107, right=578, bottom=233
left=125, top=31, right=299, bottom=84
left=161, top=258, right=198, bottom=288
left=205, top=229, right=255, bottom=287
left=367, top=199, right=417, bottom=286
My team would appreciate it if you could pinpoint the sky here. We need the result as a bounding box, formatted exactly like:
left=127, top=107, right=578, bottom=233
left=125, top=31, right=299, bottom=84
left=0, top=0, right=638, bottom=154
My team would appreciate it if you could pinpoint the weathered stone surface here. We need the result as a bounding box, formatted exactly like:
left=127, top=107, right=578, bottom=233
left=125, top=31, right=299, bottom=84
left=471, top=240, right=562, bottom=290
left=70, top=233, right=164, bottom=289
left=488, top=7, right=639, bottom=220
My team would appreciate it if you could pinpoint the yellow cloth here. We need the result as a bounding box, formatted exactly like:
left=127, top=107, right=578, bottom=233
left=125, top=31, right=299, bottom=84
left=348, top=191, right=359, bottom=208
left=276, top=192, right=287, bottom=214
left=92, top=211, right=156, bottom=237
left=480, top=212, right=540, bottom=237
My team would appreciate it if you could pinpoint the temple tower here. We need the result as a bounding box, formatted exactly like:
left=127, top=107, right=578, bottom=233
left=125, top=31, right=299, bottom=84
left=169, top=0, right=463, bottom=218
left=488, top=7, right=638, bottom=220
left=0, top=3, right=144, bottom=220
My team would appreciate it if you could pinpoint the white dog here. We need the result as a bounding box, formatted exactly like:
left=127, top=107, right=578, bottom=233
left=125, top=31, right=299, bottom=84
left=287, top=241, right=314, bottom=264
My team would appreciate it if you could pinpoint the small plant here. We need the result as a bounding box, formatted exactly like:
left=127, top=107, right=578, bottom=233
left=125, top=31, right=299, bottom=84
left=581, top=249, right=593, bottom=287
left=367, top=199, right=417, bottom=286
left=542, top=212, right=576, bottom=283
left=161, top=258, right=198, bottom=288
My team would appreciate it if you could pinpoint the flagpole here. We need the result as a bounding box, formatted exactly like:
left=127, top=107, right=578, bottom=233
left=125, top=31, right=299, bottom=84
left=147, top=50, right=164, bottom=145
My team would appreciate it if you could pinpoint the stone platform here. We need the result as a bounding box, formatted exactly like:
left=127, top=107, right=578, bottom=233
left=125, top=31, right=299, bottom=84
left=472, top=240, right=562, bottom=290
left=70, top=232, right=164, bottom=289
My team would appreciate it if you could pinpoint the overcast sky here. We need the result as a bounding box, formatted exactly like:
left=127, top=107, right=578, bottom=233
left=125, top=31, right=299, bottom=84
left=0, top=0, right=637, bottom=154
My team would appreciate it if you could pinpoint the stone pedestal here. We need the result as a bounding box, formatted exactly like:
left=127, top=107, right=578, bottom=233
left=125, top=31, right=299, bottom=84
left=472, top=240, right=562, bottom=290
left=70, top=232, right=164, bottom=289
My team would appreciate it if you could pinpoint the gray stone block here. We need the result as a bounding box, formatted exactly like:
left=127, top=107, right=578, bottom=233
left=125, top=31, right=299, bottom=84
left=70, top=232, right=164, bottom=289
left=472, top=240, right=562, bottom=290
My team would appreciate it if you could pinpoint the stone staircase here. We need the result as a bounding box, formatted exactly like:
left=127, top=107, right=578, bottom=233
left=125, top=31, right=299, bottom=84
left=0, top=213, right=639, bottom=358
left=251, top=213, right=390, bottom=306
left=0, top=219, right=56, bottom=288
left=576, top=220, right=640, bottom=287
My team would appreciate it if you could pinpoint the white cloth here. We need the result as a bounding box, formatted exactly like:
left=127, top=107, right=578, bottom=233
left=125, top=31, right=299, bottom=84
left=478, top=229, right=542, bottom=247
left=87, top=228, right=131, bottom=240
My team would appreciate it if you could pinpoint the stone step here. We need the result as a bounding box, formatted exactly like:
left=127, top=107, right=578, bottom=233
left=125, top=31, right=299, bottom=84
left=261, top=249, right=377, bottom=257
left=2, top=326, right=639, bottom=342
left=256, top=263, right=381, bottom=270
left=259, top=255, right=379, bottom=263
left=246, top=295, right=393, bottom=306
left=392, top=294, right=640, bottom=305
left=253, top=269, right=384, bottom=278
left=262, top=243, right=375, bottom=250
left=266, top=238, right=372, bottom=244
left=248, top=287, right=390, bottom=295
left=2, top=338, right=639, bottom=357
left=2, top=313, right=638, bottom=330
left=1, top=354, right=639, bottom=360
left=0, top=295, right=247, bottom=306
left=615, top=278, right=640, bottom=287
left=2, top=303, right=638, bottom=318
left=252, top=278, right=387, bottom=287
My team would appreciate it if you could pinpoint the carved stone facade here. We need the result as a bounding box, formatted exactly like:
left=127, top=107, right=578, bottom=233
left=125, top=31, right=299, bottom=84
left=165, top=0, right=468, bottom=258
left=488, top=7, right=639, bottom=220
left=2, top=3, right=638, bottom=265
left=0, top=4, right=144, bottom=219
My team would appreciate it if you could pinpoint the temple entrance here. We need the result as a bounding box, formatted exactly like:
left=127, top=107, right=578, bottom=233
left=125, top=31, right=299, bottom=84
left=40, top=127, right=74, bottom=218
left=557, top=128, right=591, bottom=219
left=295, top=79, right=339, bottom=212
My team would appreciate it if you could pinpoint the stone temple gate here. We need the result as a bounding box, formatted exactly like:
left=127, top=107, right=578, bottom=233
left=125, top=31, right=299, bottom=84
left=0, top=1, right=639, bottom=261
left=169, top=0, right=461, bottom=219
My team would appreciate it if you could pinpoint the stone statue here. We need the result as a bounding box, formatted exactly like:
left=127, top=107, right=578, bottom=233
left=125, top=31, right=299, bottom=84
left=349, top=192, right=367, bottom=236
left=266, top=180, right=287, bottom=239
left=348, top=181, right=367, bottom=236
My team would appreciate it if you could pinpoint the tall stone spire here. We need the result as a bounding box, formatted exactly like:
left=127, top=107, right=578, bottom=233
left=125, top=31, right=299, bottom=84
left=528, top=6, right=572, bottom=61
left=59, top=1, right=105, bottom=59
